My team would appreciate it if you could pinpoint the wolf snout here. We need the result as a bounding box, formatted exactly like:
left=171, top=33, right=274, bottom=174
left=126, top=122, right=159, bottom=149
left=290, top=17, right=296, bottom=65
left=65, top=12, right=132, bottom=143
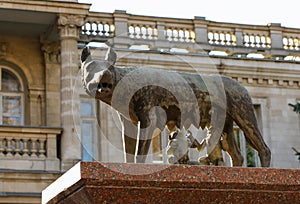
left=97, top=82, right=113, bottom=93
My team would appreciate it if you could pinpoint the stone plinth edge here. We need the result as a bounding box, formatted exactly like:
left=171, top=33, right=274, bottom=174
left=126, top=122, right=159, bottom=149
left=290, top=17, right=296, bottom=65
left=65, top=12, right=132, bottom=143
left=42, top=162, right=300, bottom=203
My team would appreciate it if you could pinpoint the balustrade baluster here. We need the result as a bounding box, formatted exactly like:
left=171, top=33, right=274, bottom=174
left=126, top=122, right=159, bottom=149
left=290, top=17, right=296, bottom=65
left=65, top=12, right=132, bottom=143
left=223, top=33, right=228, bottom=45
left=97, top=23, right=102, bottom=36
left=295, top=38, right=299, bottom=50
left=139, top=26, right=143, bottom=38
left=39, top=138, right=46, bottom=158
left=87, top=22, right=93, bottom=35
left=92, top=22, right=98, bottom=36
left=147, top=27, right=152, bottom=39
left=288, top=38, right=293, bottom=49
left=92, top=23, right=98, bottom=35
left=220, top=32, right=224, bottom=44
left=232, top=34, right=237, bottom=46
left=104, top=24, right=110, bottom=36
left=261, top=36, right=266, bottom=48
left=208, top=32, right=213, bottom=44
left=82, top=24, right=87, bottom=35
left=243, top=34, right=248, bottom=47
left=210, top=32, right=215, bottom=44
left=249, top=35, right=254, bottom=47
left=166, top=29, right=171, bottom=41
left=23, top=138, right=29, bottom=157
left=184, top=30, right=189, bottom=42
left=140, top=26, right=145, bottom=39
left=178, top=30, right=184, bottom=42
left=134, top=26, right=140, bottom=38
left=185, top=30, right=190, bottom=42
left=293, top=38, right=297, bottom=49
left=110, top=24, right=115, bottom=36
left=31, top=138, right=38, bottom=158
left=171, top=29, right=176, bottom=41
left=14, top=138, right=20, bottom=157
left=152, top=27, right=158, bottom=39
left=255, top=36, right=260, bottom=47
left=214, top=33, right=220, bottom=44
left=6, top=139, right=12, bottom=157
left=128, top=26, right=134, bottom=38
left=268, top=37, right=271, bottom=48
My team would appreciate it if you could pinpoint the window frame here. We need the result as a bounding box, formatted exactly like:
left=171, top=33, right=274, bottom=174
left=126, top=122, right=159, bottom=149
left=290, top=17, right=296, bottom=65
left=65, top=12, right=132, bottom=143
left=0, top=65, right=24, bottom=126
left=80, top=97, right=100, bottom=161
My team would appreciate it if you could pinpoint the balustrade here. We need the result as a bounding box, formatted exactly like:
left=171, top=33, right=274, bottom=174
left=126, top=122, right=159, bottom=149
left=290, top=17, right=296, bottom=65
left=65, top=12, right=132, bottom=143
left=208, top=30, right=236, bottom=46
left=0, top=126, right=61, bottom=160
left=128, top=24, right=157, bottom=40
left=80, top=13, right=114, bottom=42
left=243, top=33, right=271, bottom=48
left=165, top=27, right=195, bottom=42
left=283, top=36, right=300, bottom=50
left=0, top=137, right=46, bottom=158
left=80, top=11, right=300, bottom=59
left=82, top=22, right=114, bottom=37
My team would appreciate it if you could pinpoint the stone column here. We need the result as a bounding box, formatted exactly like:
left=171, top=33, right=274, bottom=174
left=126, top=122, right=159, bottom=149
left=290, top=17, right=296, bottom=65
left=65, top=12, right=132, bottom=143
left=58, top=14, right=84, bottom=171
left=42, top=42, right=61, bottom=127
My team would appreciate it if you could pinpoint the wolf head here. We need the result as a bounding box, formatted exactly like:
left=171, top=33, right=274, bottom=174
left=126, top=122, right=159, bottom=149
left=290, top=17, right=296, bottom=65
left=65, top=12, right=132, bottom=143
left=81, top=47, right=117, bottom=101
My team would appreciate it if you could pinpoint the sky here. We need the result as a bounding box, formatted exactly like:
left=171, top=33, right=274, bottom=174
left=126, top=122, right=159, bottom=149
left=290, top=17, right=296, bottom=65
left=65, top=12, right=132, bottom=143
left=78, top=0, right=300, bottom=29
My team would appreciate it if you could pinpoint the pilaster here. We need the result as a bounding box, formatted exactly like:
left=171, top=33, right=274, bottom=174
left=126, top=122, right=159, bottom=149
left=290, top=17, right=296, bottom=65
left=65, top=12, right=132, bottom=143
left=42, top=42, right=61, bottom=127
left=193, top=16, right=208, bottom=44
left=112, top=10, right=130, bottom=48
left=268, top=23, right=283, bottom=49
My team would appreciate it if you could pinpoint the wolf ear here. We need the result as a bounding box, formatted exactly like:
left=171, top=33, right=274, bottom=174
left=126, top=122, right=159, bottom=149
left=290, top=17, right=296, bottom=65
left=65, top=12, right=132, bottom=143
left=105, top=47, right=117, bottom=65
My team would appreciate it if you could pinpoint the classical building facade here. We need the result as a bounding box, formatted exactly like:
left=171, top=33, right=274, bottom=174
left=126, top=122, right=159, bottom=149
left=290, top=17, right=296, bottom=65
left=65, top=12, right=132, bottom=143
left=0, top=0, right=300, bottom=203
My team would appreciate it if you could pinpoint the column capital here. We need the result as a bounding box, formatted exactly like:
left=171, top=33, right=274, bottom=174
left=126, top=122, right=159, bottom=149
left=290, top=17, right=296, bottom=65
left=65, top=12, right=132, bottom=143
left=42, top=42, right=61, bottom=64
left=58, top=14, right=85, bottom=39
left=0, top=42, right=7, bottom=59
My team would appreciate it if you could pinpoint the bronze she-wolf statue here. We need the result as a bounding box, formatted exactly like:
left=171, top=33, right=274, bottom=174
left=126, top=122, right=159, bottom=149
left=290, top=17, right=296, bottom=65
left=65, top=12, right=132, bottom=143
left=81, top=47, right=271, bottom=167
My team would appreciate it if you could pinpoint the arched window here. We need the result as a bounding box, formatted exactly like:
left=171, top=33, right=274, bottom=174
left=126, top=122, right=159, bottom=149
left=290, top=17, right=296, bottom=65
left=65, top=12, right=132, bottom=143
left=0, top=66, right=24, bottom=125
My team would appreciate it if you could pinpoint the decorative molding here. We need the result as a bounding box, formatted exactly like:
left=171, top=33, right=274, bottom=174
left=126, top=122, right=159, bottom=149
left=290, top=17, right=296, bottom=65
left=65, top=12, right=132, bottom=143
left=231, top=76, right=300, bottom=89
left=0, top=43, right=7, bottom=59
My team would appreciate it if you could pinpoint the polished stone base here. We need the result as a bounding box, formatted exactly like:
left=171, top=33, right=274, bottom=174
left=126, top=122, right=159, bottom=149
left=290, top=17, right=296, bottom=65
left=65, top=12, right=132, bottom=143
left=42, top=162, right=300, bottom=204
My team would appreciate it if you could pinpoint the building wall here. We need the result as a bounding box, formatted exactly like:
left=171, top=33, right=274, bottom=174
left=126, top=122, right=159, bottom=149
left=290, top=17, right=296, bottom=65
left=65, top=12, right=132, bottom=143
left=1, top=35, right=46, bottom=126
left=1, top=0, right=300, bottom=203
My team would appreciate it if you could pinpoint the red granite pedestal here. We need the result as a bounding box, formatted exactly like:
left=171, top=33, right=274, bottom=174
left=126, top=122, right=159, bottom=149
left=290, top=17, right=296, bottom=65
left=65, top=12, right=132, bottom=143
left=42, top=162, right=300, bottom=204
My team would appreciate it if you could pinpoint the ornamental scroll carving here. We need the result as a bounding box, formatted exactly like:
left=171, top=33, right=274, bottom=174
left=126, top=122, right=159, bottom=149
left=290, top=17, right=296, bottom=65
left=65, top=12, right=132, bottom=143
left=0, top=43, right=7, bottom=59
left=42, top=42, right=61, bottom=64
left=58, top=14, right=85, bottom=39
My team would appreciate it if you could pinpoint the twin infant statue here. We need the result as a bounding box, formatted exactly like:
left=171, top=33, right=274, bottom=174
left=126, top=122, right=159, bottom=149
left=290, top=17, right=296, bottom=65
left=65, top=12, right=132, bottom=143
left=166, top=120, right=227, bottom=166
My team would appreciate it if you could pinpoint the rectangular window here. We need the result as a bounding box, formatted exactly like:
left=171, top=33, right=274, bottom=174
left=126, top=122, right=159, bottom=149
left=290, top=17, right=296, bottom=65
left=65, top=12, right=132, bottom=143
left=2, top=95, right=22, bottom=125
left=81, top=121, right=95, bottom=161
left=80, top=98, right=97, bottom=161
